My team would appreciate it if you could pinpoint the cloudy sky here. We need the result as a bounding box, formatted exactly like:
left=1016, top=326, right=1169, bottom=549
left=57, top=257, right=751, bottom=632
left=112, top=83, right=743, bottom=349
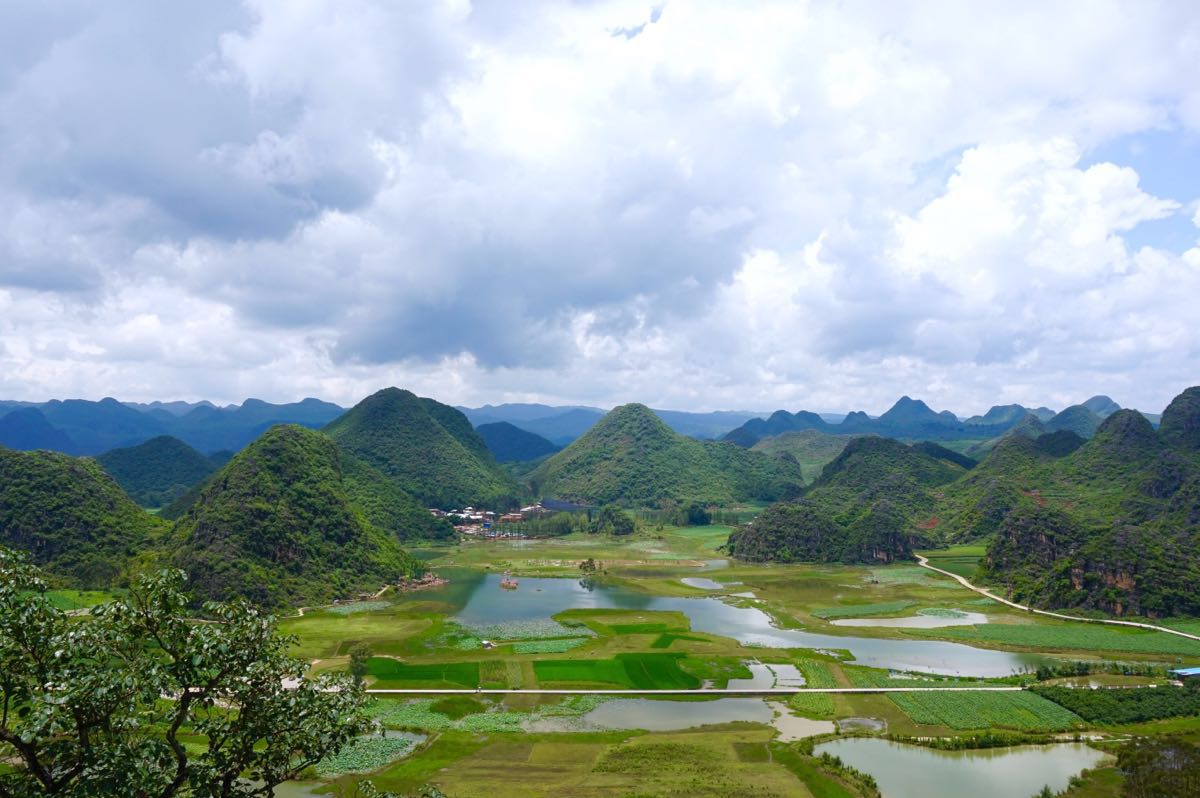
left=1, top=1, right=1198, bottom=416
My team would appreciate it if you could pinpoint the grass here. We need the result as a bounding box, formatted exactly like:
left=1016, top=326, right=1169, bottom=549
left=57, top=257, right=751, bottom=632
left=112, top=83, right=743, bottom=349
left=887, top=691, right=1083, bottom=731
left=43, top=589, right=119, bottom=611
left=920, top=623, right=1200, bottom=656
left=811, top=600, right=918, bottom=619
left=915, top=545, right=987, bottom=579
left=771, top=743, right=861, bottom=798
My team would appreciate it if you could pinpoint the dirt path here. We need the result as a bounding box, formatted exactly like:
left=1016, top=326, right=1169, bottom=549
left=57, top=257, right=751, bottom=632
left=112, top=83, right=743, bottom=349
left=914, top=555, right=1200, bottom=643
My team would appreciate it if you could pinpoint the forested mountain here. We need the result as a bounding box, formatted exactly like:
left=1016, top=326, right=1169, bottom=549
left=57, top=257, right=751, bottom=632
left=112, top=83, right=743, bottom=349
left=476, top=421, right=561, bottom=462
left=1043, top=404, right=1103, bottom=438
left=169, top=425, right=423, bottom=607
left=0, top=446, right=167, bottom=586
left=728, top=386, right=1200, bottom=616
left=97, top=435, right=217, bottom=507
left=462, top=403, right=766, bottom=443
left=529, top=403, right=803, bottom=506
left=727, top=437, right=968, bottom=565
left=750, top=429, right=855, bottom=481
left=38, top=398, right=168, bottom=454
left=0, top=408, right=78, bottom=452
left=325, top=387, right=517, bottom=507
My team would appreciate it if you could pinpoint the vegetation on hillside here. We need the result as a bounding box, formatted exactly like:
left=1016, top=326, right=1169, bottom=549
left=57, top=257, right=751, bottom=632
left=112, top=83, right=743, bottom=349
left=170, top=425, right=422, bottom=607
left=0, top=445, right=167, bottom=586
left=96, top=434, right=216, bottom=507
left=326, top=387, right=518, bottom=508
left=476, top=420, right=561, bottom=462
left=529, top=403, right=803, bottom=506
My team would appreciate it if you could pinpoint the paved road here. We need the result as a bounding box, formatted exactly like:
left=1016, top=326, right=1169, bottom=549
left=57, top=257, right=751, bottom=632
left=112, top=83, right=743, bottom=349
left=914, top=554, right=1200, bottom=644
left=366, top=686, right=1025, bottom=695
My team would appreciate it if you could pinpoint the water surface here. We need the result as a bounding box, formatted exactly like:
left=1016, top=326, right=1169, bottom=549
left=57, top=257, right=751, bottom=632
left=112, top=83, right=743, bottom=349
left=417, top=571, right=1047, bottom=676
left=831, top=611, right=988, bottom=629
left=815, top=739, right=1108, bottom=798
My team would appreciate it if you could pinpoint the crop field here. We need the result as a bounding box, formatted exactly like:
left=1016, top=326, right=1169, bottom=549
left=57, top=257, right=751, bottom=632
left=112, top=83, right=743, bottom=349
left=389, top=729, right=815, bottom=798
left=887, top=691, right=1082, bottom=731
left=314, top=734, right=420, bottom=776
left=512, top=638, right=590, bottom=654
left=922, top=623, right=1200, bottom=656
left=367, top=658, right=481, bottom=688
left=533, top=653, right=701, bottom=689
left=915, top=545, right=987, bottom=579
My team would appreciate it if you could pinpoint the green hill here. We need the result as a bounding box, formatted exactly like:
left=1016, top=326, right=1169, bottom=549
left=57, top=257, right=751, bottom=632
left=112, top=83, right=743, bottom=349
left=750, top=429, right=855, bottom=481
left=1044, top=404, right=1102, bottom=438
left=325, top=388, right=517, bottom=508
left=727, top=437, right=967, bottom=565
left=169, top=425, right=423, bottom=608
left=476, top=421, right=561, bottom=463
left=529, top=403, right=803, bottom=506
left=97, top=435, right=217, bottom=507
left=0, top=446, right=167, bottom=586
left=941, top=399, right=1200, bottom=616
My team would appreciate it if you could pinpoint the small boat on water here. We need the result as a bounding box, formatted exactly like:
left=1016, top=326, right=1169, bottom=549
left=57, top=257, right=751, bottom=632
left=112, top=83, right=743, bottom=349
left=499, top=575, right=519, bottom=590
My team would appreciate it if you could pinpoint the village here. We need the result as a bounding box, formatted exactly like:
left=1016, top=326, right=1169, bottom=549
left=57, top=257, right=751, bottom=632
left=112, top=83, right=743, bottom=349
left=428, top=502, right=550, bottom=538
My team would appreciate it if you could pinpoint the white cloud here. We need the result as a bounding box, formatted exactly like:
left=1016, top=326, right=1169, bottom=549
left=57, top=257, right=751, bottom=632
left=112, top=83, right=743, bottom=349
left=0, top=1, right=1198, bottom=415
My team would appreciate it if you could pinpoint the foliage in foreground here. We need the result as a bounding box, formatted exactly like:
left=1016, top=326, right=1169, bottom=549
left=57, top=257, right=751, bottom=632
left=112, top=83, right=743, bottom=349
left=1117, top=738, right=1200, bottom=798
left=0, top=548, right=372, bottom=797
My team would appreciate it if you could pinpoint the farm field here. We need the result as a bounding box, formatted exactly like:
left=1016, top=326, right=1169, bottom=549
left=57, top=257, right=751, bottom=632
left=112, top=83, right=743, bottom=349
left=276, top=526, right=1200, bottom=796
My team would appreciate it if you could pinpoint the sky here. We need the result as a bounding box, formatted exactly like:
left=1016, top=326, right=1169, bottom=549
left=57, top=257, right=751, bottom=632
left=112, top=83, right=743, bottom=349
left=1, top=1, right=1198, bottom=417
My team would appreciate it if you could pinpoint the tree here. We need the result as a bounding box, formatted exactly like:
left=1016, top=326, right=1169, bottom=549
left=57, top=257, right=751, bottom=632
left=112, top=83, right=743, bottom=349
left=0, top=547, right=372, bottom=798
left=591, top=505, right=635, bottom=537
left=349, top=642, right=374, bottom=687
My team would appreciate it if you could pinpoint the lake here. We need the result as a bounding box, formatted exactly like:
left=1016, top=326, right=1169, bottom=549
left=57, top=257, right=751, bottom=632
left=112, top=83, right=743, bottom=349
left=418, top=571, right=1048, bottom=676
left=815, top=738, right=1109, bottom=798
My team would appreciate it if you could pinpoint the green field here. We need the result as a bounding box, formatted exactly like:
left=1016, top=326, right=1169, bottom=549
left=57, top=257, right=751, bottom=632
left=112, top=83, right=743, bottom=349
left=920, top=623, right=1200, bottom=656
left=366, top=658, right=481, bottom=688
left=915, top=545, right=987, bottom=579
left=887, top=691, right=1083, bottom=731
left=533, top=653, right=700, bottom=689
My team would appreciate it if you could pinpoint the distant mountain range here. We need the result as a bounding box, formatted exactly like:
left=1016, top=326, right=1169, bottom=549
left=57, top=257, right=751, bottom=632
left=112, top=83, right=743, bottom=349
left=458, top=403, right=766, bottom=445
left=0, top=397, right=345, bottom=455
left=723, top=394, right=1161, bottom=448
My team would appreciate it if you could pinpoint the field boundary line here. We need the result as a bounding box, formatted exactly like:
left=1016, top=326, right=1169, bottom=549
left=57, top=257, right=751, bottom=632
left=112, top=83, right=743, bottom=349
left=914, top=555, right=1200, bottom=643
left=365, top=687, right=1025, bottom=695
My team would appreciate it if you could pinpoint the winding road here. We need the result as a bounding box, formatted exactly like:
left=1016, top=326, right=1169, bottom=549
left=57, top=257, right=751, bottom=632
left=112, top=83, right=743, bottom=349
left=914, top=554, right=1200, bottom=643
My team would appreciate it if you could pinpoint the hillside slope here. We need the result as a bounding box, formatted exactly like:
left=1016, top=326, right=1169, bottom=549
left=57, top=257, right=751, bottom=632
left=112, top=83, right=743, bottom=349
left=97, top=435, right=217, bottom=507
left=169, top=425, right=422, bottom=607
left=0, top=446, right=167, bottom=586
left=529, top=404, right=803, bottom=506
left=727, top=437, right=967, bottom=565
left=476, top=421, right=561, bottom=463
left=325, top=388, right=518, bottom=508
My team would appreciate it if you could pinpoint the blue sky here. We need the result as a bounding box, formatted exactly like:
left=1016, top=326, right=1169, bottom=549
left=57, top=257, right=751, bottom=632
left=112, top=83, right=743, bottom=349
left=0, top=1, right=1197, bottom=416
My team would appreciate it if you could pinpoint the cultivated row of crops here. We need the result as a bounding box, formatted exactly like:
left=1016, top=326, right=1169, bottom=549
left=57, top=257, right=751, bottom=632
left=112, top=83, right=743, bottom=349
left=888, top=691, right=1082, bottom=731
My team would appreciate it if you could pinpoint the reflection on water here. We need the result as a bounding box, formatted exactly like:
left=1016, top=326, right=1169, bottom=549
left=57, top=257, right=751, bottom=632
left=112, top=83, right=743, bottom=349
left=580, top=697, right=773, bottom=731
left=815, top=739, right=1109, bottom=798
left=417, top=571, right=1047, bottom=676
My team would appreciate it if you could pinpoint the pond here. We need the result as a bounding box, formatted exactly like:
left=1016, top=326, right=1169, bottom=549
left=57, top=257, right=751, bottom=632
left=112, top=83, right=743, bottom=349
left=419, top=571, right=1048, bottom=676
left=814, top=739, right=1109, bottom=798
left=680, top=576, right=726, bottom=590
left=830, top=611, right=989, bottom=629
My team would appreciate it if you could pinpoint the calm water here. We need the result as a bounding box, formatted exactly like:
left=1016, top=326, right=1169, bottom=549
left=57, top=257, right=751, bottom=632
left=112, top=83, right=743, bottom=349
left=583, top=697, right=774, bottom=730
left=831, top=611, right=989, bottom=628
left=417, top=571, right=1048, bottom=676
left=815, top=739, right=1108, bottom=798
